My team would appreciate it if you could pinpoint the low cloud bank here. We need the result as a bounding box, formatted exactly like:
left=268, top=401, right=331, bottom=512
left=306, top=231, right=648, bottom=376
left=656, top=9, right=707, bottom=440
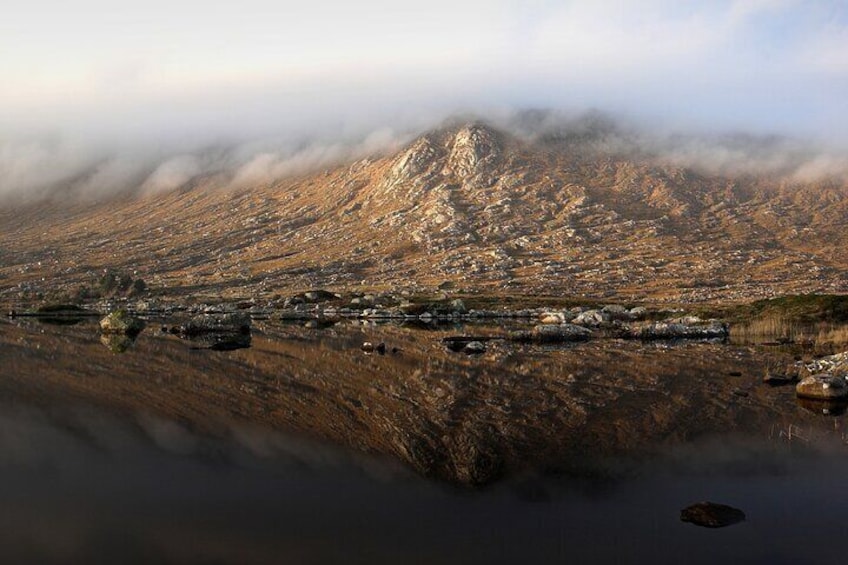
left=1, top=108, right=846, bottom=204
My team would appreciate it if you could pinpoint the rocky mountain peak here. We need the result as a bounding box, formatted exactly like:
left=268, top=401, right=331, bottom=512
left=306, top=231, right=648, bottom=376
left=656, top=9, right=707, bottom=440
left=381, top=122, right=506, bottom=191
left=443, top=123, right=502, bottom=179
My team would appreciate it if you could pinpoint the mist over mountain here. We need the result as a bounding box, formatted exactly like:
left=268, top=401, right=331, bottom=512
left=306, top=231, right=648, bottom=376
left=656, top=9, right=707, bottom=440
left=2, top=109, right=847, bottom=203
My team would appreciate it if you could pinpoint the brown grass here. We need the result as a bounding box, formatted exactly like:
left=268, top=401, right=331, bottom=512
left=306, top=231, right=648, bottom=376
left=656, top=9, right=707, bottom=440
left=731, top=314, right=848, bottom=352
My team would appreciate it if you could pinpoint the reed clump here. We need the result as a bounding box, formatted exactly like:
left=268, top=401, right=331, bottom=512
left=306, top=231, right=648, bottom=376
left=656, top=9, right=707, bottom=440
left=731, top=314, right=848, bottom=352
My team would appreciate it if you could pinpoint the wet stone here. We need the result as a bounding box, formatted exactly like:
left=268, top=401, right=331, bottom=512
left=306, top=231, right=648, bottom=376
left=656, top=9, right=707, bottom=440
left=463, top=341, right=486, bottom=355
left=796, top=374, right=848, bottom=401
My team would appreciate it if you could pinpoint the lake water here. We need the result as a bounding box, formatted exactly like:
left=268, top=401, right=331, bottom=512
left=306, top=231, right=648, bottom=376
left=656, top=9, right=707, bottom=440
left=1, top=317, right=847, bottom=564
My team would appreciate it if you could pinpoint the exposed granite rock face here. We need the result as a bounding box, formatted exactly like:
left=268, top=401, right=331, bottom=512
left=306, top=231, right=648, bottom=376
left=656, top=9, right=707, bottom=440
left=444, top=124, right=502, bottom=180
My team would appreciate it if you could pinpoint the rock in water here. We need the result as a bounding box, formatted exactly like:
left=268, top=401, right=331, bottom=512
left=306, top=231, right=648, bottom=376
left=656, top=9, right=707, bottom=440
left=681, top=502, right=746, bottom=528
left=510, top=324, right=593, bottom=343
left=630, top=320, right=728, bottom=340
left=796, top=374, right=848, bottom=401
left=99, top=310, right=145, bottom=336
left=180, top=312, right=251, bottom=335
left=463, top=341, right=486, bottom=354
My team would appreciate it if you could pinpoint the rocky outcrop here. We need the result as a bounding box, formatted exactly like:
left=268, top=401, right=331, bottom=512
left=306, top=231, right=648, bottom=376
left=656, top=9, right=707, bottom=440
left=444, top=124, right=502, bottom=179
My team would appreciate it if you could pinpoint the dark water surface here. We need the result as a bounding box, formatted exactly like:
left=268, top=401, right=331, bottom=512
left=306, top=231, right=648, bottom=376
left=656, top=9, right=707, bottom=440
left=1, top=318, right=846, bottom=564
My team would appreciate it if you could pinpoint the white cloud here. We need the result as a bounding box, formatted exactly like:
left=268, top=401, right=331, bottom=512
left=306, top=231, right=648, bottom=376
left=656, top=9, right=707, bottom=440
left=1, top=0, right=847, bottom=199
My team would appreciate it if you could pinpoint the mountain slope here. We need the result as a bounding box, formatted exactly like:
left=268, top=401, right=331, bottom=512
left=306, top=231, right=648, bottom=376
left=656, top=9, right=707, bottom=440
left=1, top=122, right=847, bottom=305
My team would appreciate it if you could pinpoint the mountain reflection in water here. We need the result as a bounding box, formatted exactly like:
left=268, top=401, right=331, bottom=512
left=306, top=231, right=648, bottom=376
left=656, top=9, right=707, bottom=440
left=0, top=318, right=846, bottom=564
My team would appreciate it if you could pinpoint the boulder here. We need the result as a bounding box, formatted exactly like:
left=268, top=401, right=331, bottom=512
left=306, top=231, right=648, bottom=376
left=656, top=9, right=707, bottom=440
left=572, top=310, right=609, bottom=326
left=463, top=341, right=486, bottom=354
left=540, top=312, right=566, bottom=324
left=510, top=324, right=593, bottom=343
left=681, top=502, right=746, bottom=528
left=450, top=298, right=467, bottom=313
left=628, top=306, right=648, bottom=319
left=361, top=341, right=387, bottom=354
left=601, top=304, right=632, bottom=320
left=629, top=320, right=728, bottom=340
left=763, top=367, right=799, bottom=386
left=99, top=310, right=145, bottom=335
left=180, top=312, right=251, bottom=335
left=796, top=374, right=848, bottom=401
left=304, top=289, right=339, bottom=303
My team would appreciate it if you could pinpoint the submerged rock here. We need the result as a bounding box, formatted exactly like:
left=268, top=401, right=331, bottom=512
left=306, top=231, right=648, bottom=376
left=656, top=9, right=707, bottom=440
left=796, top=374, right=848, bottom=401
left=681, top=502, right=746, bottom=528
left=763, top=371, right=798, bottom=386
left=99, top=310, right=145, bottom=336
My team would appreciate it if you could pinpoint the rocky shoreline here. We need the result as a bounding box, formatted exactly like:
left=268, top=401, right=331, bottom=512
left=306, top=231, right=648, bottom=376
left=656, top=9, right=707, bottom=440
left=6, top=290, right=732, bottom=344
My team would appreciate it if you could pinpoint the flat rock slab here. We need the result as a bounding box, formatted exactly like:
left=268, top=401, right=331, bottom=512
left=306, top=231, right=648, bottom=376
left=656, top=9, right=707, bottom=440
left=180, top=313, right=251, bottom=335
left=681, top=502, right=746, bottom=528
left=510, top=324, right=593, bottom=343
left=796, top=374, right=848, bottom=401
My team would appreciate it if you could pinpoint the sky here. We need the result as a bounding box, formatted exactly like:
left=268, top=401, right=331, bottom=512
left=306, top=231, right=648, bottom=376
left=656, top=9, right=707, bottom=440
left=1, top=0, right=847, bottom=197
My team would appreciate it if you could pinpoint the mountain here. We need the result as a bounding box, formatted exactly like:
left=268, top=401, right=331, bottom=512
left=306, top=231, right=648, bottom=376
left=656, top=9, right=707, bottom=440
left=1, top=121, right=847, bottom=305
